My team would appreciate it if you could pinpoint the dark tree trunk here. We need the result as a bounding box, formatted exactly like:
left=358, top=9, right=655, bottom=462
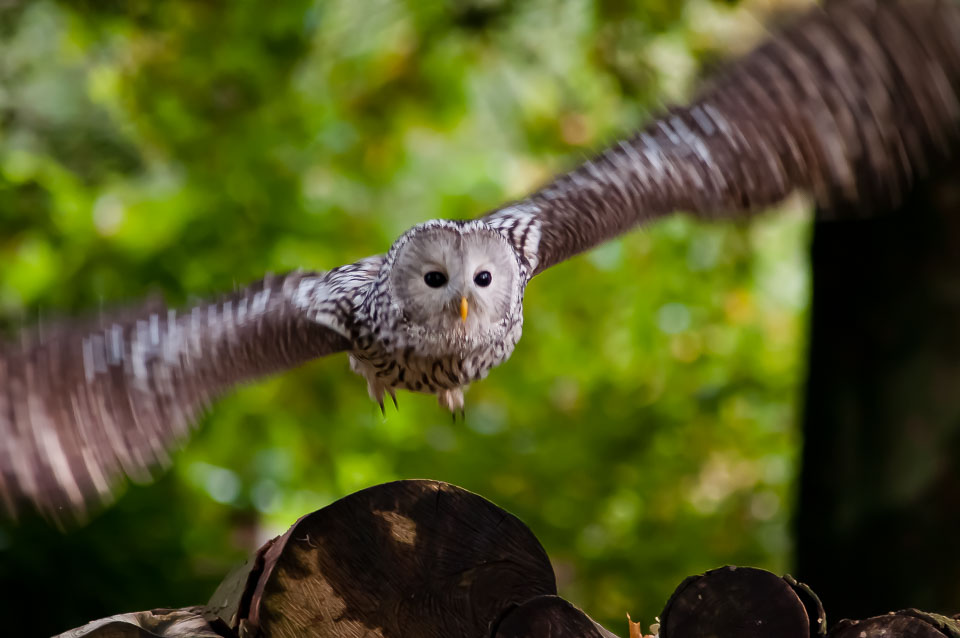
left=797, top=163, right=960, bottom=620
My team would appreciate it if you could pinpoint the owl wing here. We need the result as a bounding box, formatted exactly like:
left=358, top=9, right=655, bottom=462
left=485, top=0, right=960, bottom=275
left=0, top=258, right=382, bottom=524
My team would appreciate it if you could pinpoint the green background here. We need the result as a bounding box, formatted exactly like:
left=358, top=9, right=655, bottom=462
left=0, top=1, right=811, bottom=635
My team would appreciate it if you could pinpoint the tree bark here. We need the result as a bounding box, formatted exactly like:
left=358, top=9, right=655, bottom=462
left=55, top=607, right=227, bottom=638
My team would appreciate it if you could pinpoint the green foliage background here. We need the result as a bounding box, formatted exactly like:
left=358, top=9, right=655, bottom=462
left=0, top=1, right=811, bottom=635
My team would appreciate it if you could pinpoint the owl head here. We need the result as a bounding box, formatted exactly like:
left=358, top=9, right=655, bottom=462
left=384, top=220, right=523, bottom=349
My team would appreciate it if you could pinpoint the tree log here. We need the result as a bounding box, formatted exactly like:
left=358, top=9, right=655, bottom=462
left=493, top=595, right=618, bottom=638
left=55, top=607, right=225, bottom=638
left=828, top=610, right=960, bottom=638
left=658, top=566, right=823, bottom=638
left=209, top=479, right=557, bottom=638
left=55, top=482, right=959, bottom=638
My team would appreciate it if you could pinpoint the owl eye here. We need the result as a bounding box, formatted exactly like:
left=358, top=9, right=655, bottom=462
left=423, top=271, right=447, bottom=288
left=474, top=271, right=492, bottom=287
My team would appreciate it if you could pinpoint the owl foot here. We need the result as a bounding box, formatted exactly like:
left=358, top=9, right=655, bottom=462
left=437, top=388, right=465, bottom=414
left=375, top=390, right=398, bottom=415
left=360, top=373, right=396, bottom=416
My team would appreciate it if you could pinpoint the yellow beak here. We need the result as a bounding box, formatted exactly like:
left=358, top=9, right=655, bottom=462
left=460, top=296, right=469, bottom=323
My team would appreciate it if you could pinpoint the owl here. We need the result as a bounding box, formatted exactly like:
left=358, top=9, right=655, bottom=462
left=1, top=0, right=958, bottom=522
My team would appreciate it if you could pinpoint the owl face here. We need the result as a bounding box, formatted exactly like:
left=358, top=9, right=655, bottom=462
left=387, top=221, right=521, bottom=345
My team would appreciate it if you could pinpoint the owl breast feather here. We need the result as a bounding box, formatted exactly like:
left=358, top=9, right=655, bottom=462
left=347, top=318, right=522, bottom=408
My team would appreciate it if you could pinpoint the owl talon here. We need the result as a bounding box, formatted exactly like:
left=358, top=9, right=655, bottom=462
left=378, top=399, right=385, bottom=416
left=389, top=391, right=398, bottom=410
left=437, top=388, right=465, bottom=415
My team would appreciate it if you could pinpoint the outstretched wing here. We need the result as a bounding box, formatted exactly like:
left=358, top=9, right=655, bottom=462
left=486, top=0, right=960, bottom=275
left=0, top=259, right=381, bottom=524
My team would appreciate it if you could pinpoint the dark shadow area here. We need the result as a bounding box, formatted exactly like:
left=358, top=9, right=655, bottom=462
left=798, top=164, right=960, bottom=619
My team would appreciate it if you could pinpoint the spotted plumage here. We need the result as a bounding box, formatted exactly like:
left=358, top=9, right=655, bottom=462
left=346, top=219, right=532, bottom=413
left=2, top=0, right=959, bottom=522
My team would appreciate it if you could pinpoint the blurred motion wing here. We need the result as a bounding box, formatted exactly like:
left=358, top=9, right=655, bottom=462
left=486, top=0, right=960, bottom=275
left=0, top=261, right=380, bottom=524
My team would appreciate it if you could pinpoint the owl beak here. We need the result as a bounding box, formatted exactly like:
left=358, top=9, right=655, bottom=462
left=460, top=296, right=469, bottom=322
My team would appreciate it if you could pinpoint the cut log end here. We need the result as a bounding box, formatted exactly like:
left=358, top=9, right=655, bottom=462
left=220, top=479, right=558, bottom=638
left=659, top=566, right=814, bottom=638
